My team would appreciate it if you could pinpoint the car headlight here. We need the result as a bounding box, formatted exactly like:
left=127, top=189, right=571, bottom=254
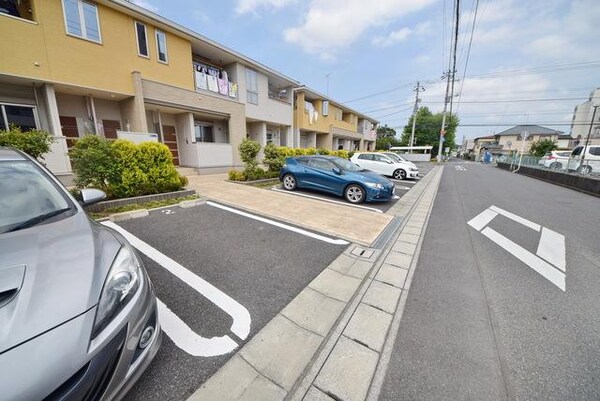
left=92, top=245, right=141, bottom=338
left=365, top=182, right=384, bottom=189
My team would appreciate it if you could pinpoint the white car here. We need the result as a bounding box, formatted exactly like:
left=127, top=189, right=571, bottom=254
left=350, top=152, right=419, bottom=180
left=567, top=145, right=600, bottom=175
left=381, top=152, right=418, bottom=170
left=538, top=151, right=571, bottom=170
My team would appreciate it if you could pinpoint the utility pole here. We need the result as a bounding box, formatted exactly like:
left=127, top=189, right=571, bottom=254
left=410, top=81, right=425, bottom=153
left=580, top=102, right=599, bottom=173
left=438, top=0, right=460, bottom=163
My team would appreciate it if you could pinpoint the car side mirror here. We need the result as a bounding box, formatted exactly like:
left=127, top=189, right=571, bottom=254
left=332, top=167, right=342, bottom=175
left=80, top=188, right=106, bottom=206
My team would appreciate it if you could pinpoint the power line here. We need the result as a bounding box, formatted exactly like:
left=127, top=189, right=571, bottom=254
left=372, top=105, right=415, bottom=119
left=455, top=0, right=479, bottom=113
left=389, top=122, right=590, bottom=129
left=341, top=81, right=416, bottom=104
left=422, top=96, right=591, bottom=104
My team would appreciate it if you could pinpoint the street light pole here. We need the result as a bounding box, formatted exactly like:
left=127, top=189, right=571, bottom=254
left=580, top=103, right=599, bottom=172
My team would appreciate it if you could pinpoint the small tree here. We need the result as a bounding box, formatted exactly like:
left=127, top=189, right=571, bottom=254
left=239, top=138, right=262, bottom=178
left=69, top=135, right=117, bottom=193
left=0, top=125, right=53, bottom=160
left=529, top=139, right=557, bottom=157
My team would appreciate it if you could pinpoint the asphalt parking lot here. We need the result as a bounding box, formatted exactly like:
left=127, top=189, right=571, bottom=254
left=270, top=162, right=435, bottom=213
left=110, top=202, right=347, bottom=401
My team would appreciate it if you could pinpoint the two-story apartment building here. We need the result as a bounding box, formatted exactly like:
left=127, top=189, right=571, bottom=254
left=0, top=0, right=298, bottom=177
left=472, top=125, right=562, bottom=160
left=294, top=88, right=377, bottom=152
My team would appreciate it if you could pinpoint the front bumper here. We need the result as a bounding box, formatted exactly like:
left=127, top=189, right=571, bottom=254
left=366, top=185, right=395, bottom=202
left=0, top=269, right=161, bottom=401
left=408, top=170, right=419, bottom=179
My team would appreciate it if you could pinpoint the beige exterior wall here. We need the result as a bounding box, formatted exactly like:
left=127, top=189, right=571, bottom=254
left=0, top=0, right=194, bottom=95
left=141, top=79, right=246, bottom=166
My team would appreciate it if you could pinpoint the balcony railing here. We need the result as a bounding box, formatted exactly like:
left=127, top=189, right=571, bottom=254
left=193, top=62, right=238, bottom=100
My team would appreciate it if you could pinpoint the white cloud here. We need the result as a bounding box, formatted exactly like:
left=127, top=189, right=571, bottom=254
left=284, top=0, right=437, bottom=59
left=129, top=0, right=159, bottom=13
left=372, top=27, right=412, bottom=47
left=235, top=0, right=296, bottom=15
left=414, top=20, right=433, bottom=36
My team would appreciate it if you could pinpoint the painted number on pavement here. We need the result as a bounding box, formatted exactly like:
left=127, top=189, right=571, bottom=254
left=468, top=205, right=566, bottom=291
left=102, top=221, right=251, bottom=357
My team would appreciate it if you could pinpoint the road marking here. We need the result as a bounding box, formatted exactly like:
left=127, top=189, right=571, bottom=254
left=271, top=187, right=384, bottom=214
left=391, top=179, right=416, bottom=185
left=489, top=205, right=541, bottom=231
left=102, top=221, right=251, bottom=356
left=481, top=227, right=565, bottom=291
left=468, top=206, right=566, bottom=291
left=207, top=201, right=350, bottom=245
left=537, top=227, right=566, bottom=272
left=455, top=165, right=467, bottom=171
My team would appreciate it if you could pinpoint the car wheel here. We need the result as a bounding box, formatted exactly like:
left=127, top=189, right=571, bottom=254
left=282, top=174, right=297, bottom=190
left=345, top=184, right=365, bottom=204
left=549, top=162, right=562, bottom=170
left=577, top=165, right=592, bottom=175
left=393, top=169, right=407, bottom=180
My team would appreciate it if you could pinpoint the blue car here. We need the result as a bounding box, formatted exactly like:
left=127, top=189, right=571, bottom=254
left=279, top=156, right=395, bottom=204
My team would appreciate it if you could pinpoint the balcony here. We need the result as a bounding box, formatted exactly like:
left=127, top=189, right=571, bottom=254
left=193, top=61, right=238, bottom=100
left=268, top=85, right=291, bottom=104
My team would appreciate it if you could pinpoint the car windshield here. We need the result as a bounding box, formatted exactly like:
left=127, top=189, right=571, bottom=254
left=0, top=160, right=73, bottom=234
left=332, top=157, right=363, bottom=172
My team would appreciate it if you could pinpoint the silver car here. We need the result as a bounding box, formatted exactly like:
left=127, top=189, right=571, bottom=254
left=0, top=147, right=161, bottom=400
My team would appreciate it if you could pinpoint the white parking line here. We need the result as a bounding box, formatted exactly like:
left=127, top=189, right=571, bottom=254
left=206, top=201, right=350, bottom=245
left=102, top=221, right=252, bottom=356
left=271, top=187, right=384, bottom=214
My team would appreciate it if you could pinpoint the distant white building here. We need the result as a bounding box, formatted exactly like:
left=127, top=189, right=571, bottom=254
left=570, top=88, right=600, bottom=146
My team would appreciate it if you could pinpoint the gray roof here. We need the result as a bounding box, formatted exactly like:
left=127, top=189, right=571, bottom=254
left=496, top=125, right=563, bottom=136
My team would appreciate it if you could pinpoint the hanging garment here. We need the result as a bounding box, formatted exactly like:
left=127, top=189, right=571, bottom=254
left=195, top=65, right=208, bottom=91
left=218, top=71, right=229, bottom=95
left=304, top=101, right=315, bottom=124
left=229, top=82, right=238, bottom=98
left=206, top=74, right=218, bottom=92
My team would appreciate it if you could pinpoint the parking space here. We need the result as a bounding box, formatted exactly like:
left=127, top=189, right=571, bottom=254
left=268, top=162, right=436, bottom=214
left=113, top=202, right=347, bottom=401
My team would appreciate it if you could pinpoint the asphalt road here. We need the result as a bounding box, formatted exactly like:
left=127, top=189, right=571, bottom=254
left=379, top=161, right=600, bottom=400
left=270, top=162, right=435, bottom=213
left=117, top=203, right=346, bottom=401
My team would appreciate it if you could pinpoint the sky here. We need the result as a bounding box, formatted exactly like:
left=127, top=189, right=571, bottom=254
left=131, top=0, right=600, bottom=143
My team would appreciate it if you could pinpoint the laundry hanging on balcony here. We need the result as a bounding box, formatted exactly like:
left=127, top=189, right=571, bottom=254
left=305, top=101, right=317, bottom=124
left=217, top=71, right=229, bottom=95
left=206, top=70, right=219, bottom=93
left=194, top=65, right=208, bottom=91
left=229, top=83, right=238, bottom=98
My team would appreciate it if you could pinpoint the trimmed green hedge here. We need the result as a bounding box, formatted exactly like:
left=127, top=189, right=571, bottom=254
left=69, top=135, right=187, bottom=199
left=0, top=125, right=53, bottom=160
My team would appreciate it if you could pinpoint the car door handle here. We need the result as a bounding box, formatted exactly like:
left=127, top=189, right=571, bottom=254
left=0, top=265, right=25, bottom=308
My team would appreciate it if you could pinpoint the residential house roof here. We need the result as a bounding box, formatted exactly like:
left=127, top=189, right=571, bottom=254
left=299, top=87, right=380, bottom=124
left=495, top=125, right=563, bottom=136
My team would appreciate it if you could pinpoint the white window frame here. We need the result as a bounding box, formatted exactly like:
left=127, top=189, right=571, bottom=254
left=0, top=102, right=40, bottom=131
left=134, top=21, right=149, bottom=58
left=193, top=122, right=214, bottom=143
left=61, top=0, right=102, bottom=44
left=245, top=68, right=258, bottom=105
left=155, top=30, right=168, bottom=64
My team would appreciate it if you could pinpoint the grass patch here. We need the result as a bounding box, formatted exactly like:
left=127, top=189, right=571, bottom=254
left=89, top=195, right=200, bottom=220
left=248, top=178, right=280, bottom=189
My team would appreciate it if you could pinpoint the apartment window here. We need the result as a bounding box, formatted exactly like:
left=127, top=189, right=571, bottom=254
left=322, top=101, right=329, bottom=116
left=62, top=0, right=101, bottom=42
left=156, top=30, right=168, bottom=63
left=135, top=21, right=148, bottom=57
left=0, top=0, right=34, bottom=21
left=0, top=104, right=38, bottom=132
left=194, top=124, right=214, bottom=143
left=334, top=108, right=343, bottom=121
left=246, top=68, right=258, bottom=105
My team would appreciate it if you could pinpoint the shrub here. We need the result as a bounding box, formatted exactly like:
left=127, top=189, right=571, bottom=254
left=0, top=125, right=53, bottom=160
left=239, top=138, right=261, bottom=168
left=331, top=149, right=350, bottom=159
left=70, top=136, right=186, bottom=198
left=69, top=135, right=117, bottom=193
left=228, top=170, right=246, bottom=181
left=263, top=142, right=286, bottom=172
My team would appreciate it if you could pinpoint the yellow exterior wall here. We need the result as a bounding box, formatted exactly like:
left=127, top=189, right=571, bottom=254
left=295, top=92, right=358, bottom=134
left=0, top=0, right=193, bottom=95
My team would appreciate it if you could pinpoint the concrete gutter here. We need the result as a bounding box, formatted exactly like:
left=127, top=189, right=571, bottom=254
left=187, top=167, right=444, bottom=401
